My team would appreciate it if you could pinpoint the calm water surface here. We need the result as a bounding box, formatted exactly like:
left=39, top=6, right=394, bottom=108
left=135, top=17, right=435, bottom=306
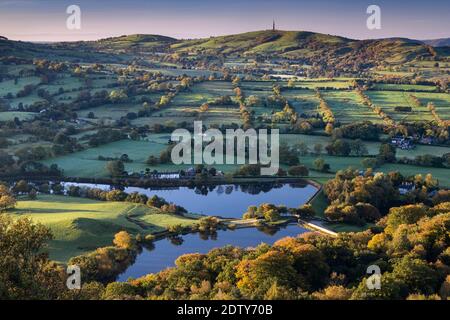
left=61, top=181, right=317, bottom=280
left=118, top=223, right=309, bottom=281
left=63, top=182, right=317, bottom=218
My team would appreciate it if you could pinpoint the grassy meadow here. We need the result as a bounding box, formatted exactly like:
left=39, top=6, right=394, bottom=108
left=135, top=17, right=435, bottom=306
left=9, top=194, right=198, bottom=262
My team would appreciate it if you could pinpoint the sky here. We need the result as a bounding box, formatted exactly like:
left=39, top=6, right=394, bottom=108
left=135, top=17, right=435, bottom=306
left=0, top=0, right=449, bottom=42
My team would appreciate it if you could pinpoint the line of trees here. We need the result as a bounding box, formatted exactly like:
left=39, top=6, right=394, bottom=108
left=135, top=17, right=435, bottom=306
left=355, top=87, right=395, bottom=126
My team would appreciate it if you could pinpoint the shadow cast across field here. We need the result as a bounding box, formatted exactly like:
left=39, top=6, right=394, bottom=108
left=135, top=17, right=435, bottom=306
left=72, top=217, right=139, bottom=234
left=17, top=196, right=103, bottom=204
left=14, top=208, right=103, bottom=214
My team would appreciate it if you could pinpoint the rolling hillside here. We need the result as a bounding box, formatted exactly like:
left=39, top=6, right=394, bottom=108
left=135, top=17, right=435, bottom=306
left=91, top=30, right=447, bottom=67
left=172, top=30, right=351, bottom=54
left=422, top=38, right=450, bottom=47
left=1, top=30, right=448, bottom=69
left=90, top=34, right=177, bottom=52
left=0, top=37, right=126, bottom=62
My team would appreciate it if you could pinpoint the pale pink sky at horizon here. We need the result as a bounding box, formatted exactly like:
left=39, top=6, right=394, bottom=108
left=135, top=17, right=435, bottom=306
left=0, top=0, right=449, bottom=42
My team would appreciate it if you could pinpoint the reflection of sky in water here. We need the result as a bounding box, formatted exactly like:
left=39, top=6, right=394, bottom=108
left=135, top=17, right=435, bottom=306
left=62, top=182, right=317, bottom=218
left=118, top=223, right=309, bottom=281
left=125, top=184, right=317, bottom=218
left=61, top=182, right=317, bottom=280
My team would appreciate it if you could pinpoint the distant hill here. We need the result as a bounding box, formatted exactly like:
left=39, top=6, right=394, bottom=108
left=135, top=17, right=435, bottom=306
left=0, top=38, right=127, bottom=63
left=0, top=34, right=175, bottom=61
left=169, top=30, right=437, bottom=70
left=92, top=30, right=436, bottom=67
left=0, top=30, right=447, bottom=72
left=92, top=34, right=177, bottom=51
left=422, top=38, right=450, bottom=47
left=172, top=30, right=352, bottom=55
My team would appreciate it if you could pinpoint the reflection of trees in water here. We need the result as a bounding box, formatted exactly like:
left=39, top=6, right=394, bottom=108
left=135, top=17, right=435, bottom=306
left=146, top=187, right=178, bottom=191
left=225, top=185, right=233, bottom=194
left=198, top=231, right=218, bottom=241
left=239, top=182, right=284, bottom=195
left=194, top=186, right=209, bottom=195
left=288, top=182, right=308, bottom=189
left=184, top=182, right=308, bottom=196
left=168, top=235, right=184, bottom=246
left=194, top=182, right=290, bottom=196
left=142, top=242, right=155, bottom=252
left=256, top=225, right=282, bottom=236
left=74, top=182, right=310, bottom=200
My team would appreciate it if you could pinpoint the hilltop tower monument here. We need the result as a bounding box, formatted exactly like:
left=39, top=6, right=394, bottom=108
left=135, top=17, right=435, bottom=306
left=272, top=20, right=276, bottom=31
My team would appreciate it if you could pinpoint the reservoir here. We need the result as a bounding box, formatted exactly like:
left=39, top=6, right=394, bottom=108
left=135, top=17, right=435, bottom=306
left=63, top=181, right=318, bottom=218
left=117, top=223, right=310, bottom=281
left=60, top=181, right=318, bottom=280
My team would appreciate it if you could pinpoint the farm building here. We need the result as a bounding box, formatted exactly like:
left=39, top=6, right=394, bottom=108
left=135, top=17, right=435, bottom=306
left=398, top=182, right=416, bottom=195
left=390, top=136, right=415, bottom=150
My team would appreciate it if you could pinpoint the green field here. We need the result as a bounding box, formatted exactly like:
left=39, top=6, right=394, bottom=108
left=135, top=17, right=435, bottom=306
left=8, top=94, right=47, bottom=109
left=412, top=92, right=450, bottom=120
left=81, top=102, right=144, bottom=121
left=38, top=74, right=84, bottom=94
left=282, top=89, right=320, bottom=116
left=41, top=134, right=450, bottom=186
left=152, top=104, right=243, bottom=126
left=366, top=90, right=435, bottom=122
left=144, top=67, right=218, bottom=78
left=323, top=90, right=383, bottom=123
left=371, top=83, right=437, bottom=92
left=9, top=194, right=198, bottom=262
left=240, top=81, right=274, bottom=100
left=41, top=139, right=168, bottom=177
left=171, top=81, right=234, bottom=106
left=0, top=76, right=41, bottom=96
left=281, top=134, right=450, bottom=158
left=0, top=111, right=37, bottom=121
left=292, top=79, right=351, bottom=89
left=300, top=155, right=450, bottom=186
left=131, top=115, right=196, bottom=127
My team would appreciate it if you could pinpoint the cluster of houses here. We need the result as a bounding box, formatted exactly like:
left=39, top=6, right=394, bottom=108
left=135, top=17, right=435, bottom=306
left=390, top=136, right=416, bottom=150
left=397, top=182, right=444, bottom=199
left=398, top=182, right=416, bottom=195
left=390, top=134, right=440, bottom=150
left=127, top=167, right=224, bottom=180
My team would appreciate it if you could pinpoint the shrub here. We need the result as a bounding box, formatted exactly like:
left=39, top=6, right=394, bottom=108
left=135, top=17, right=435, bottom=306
left=113, top=231, right=134, bottom=250
left=288, top=165, right=309, bottom=176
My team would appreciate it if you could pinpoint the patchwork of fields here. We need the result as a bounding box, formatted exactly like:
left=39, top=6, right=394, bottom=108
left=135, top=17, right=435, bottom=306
left=39, top=134, right=450, bottom=186
left=1, top=72, right=448, bottom=186
left=2, top=74, right=449, bottom=126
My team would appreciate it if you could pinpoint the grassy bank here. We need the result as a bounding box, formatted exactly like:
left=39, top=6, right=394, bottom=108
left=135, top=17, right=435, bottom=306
left=8, top=194, right=198, bottom=262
